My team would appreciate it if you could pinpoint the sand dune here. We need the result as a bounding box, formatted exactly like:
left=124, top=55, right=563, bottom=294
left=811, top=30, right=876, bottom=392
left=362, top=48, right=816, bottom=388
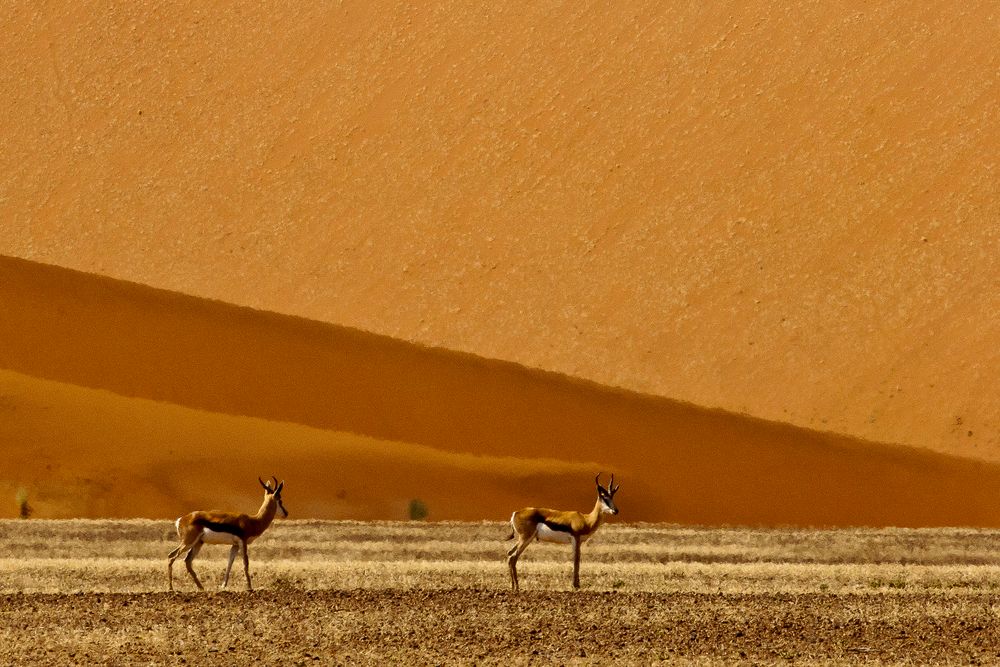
left=0, top=369, right=601, bottom=521
left=2, top=255, right=1000, bottom=525
left=1, top=1, right=997, bottom=457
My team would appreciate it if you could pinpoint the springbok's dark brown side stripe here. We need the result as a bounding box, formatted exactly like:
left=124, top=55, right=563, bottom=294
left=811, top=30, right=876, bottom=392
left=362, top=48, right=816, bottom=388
left=540, top=518, right=574, bottom=534
left=194, top=518, right=246, bottom=539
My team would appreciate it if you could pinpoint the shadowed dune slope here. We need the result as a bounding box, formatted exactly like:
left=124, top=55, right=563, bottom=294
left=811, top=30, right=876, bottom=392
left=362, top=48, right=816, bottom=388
left=1, top=2, right=998, bottom=457
left=2, top=255, right=1000, bottom=525
left=0, top=369, right=599, bottom=521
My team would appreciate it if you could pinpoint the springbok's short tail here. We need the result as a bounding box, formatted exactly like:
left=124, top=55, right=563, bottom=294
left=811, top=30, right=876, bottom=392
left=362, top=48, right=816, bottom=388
left=505, top=529, right=515, bottom=541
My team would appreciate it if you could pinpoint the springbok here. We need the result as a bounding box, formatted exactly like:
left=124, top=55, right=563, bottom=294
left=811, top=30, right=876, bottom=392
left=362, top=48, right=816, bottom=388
left=167, top=476, right=287, bottom=592
left=505, top=473, right=620, bottom=592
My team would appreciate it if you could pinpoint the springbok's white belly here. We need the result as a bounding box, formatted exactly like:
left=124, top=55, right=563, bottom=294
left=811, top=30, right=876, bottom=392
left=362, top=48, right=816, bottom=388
left=536, top=524, right=574, bottom=544
left=201, top=528, right=240, bottom=545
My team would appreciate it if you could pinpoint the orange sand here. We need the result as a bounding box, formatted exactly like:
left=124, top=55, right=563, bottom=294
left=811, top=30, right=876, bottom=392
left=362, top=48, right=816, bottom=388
left=1, top=2, right=997, bottom=458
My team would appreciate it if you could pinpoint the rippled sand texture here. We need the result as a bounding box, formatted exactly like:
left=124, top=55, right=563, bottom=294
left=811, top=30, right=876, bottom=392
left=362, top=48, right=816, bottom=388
left=1, top=2, right=997, bottom=462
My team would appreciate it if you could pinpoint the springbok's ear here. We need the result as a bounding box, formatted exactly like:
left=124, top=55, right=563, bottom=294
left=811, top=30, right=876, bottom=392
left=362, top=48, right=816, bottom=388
left=275, top=481, right=284, bottom=494
left=259, top=476, right=273, bottom=493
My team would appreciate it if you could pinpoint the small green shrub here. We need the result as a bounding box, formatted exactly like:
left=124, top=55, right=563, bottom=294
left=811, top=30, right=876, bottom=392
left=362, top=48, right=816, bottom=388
left=15, top=487, right=31, bottom=519
left=408, top=499, right=428, bottom=521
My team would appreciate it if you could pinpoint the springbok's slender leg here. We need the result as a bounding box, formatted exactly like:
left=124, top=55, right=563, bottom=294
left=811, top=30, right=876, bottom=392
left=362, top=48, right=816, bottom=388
left=506, top=544, right=518, bottom=592
left=167, top=534, right=200, bottom=591
left=572, top=537, right=581, bottom=589
left=222, top=543, right=239, bottom=588
left=184, top=539, right=205, bottom=590
left=506, top=530, right=535, bottom=593
left=240, top=540, right=253, bottom=591
left=167, top=544, right=188, bottom=591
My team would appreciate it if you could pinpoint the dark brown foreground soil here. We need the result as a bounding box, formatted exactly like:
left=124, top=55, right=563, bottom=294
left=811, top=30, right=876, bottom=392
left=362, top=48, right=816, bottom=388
left=2, top=588, right=999, bottom=665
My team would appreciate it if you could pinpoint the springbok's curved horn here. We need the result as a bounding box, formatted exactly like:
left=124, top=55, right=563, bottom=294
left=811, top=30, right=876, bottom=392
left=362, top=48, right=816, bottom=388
left=271, top=475, right=279, bottom=490
left=609, top=473, right=617, bottom=493
left=595, top=472, right=603, bottom=488
left=259, top=476, right=271, bottom=492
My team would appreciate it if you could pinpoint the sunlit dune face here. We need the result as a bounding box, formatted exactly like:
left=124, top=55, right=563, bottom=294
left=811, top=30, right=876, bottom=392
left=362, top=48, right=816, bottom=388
left=0, top=2, right=997, bottom=464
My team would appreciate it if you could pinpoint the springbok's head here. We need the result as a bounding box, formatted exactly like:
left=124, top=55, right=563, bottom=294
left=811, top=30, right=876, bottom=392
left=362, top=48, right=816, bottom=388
left=595, top=473, right=620, bottom=515
left=259, top=476, right=288, bottom=518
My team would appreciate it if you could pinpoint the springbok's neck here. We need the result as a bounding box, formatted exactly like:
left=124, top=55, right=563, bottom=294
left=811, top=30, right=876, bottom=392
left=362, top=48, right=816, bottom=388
left=250, top=495, right=278, bottom=531
left=586, top=496, right=605, bottom=531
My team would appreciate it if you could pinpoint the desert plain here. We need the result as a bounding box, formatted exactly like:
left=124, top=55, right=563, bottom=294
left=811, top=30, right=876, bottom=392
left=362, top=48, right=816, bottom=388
left=5, top=519, right=1000, bottom=665
left=1, top=0, right=999, bottom=664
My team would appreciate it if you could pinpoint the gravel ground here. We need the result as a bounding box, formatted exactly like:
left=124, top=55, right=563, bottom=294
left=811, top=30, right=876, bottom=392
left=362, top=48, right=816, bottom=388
left=3, top=588, right=1000, bottom=665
